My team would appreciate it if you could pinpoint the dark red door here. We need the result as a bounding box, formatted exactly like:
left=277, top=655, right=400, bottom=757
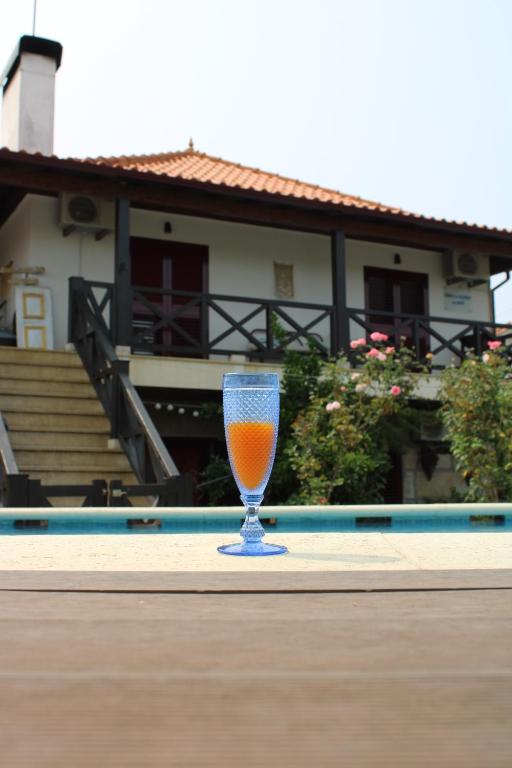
left=131, top=238, right=208, bottom=355
left=364, top=267, right=430, bottom=356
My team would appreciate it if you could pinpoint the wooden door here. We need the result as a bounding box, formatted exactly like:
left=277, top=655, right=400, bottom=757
left=364, top=267, right=430, bottom=356
left=131, top=238, right=208, bottom=355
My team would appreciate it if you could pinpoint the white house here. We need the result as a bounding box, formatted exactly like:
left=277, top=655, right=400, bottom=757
left=1, top=36, right=511, bottom=506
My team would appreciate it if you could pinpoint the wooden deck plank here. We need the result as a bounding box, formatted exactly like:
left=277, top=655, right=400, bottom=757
left=1, top=568, right=512, bottom=592
left=1, top=678, right=510, bottom=767
left=0, top=581, right=511, bottom=767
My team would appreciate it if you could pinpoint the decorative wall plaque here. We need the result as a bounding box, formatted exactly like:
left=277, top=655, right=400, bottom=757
left=274, top=262, right=294, bottom=298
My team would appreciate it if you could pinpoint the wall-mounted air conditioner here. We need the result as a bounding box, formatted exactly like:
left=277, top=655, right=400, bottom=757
left=59, top=194, right=115, bottom=240
left=442, top=250, right=489, bottom=287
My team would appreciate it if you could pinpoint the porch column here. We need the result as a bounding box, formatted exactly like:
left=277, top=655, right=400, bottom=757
left=331, top=230, right=349, bottom=354
left=114, top=198, right=132, bottom=349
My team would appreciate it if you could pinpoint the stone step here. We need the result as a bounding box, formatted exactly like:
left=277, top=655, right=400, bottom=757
left=0, top=348, right=82, bottom=367
left=0, top=378, right=96, bottom=399
left=27, top=470, right=138, bottom=485
left=0, top=394, right=104, bottom=416
left=0, top=362, right=90, bottom=383
left=9, top=432, right=116, bottom=451
left=3, top=412, right=110, bottom=433
left=45, top=497, right=152, bottom=508
left=17, top=450, right=132, bottom=471
left=42, top=496, right=152, bottom=508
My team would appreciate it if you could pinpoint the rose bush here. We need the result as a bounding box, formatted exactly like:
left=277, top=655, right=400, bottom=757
left=439, top=342, right=512, bottom=502
left=285, top=335, right=424, bottom=504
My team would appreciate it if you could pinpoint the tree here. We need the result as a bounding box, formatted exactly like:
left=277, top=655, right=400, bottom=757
left=440, top=342, right=512, bottom=502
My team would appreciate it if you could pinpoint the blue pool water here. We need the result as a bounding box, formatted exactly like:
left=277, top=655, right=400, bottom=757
left=1, top=512, right=511, bottom=535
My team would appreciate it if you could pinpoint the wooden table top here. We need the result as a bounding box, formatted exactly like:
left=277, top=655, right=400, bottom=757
left=1, top=569, right=511, bottom=767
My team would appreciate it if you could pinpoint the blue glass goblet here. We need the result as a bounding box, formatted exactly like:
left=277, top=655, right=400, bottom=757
left=218, top=372, right=287, bottom=556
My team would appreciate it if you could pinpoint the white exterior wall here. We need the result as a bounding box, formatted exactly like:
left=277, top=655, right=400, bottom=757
left=0, top=195, right=113, bottom=347
left=0, top=195, right=494, bottom=364
left=0, top=197, right=32, bottom=330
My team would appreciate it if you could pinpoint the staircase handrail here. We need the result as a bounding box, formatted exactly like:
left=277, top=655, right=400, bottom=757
left=0, top=410, right=19, bottom=505
left=0, top=410, right=18, bottom=476
left=69, top=277, right=179, bottom=484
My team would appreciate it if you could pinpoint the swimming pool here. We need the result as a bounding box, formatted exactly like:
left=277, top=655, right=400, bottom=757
left=1, top=503, right=511, bottom=535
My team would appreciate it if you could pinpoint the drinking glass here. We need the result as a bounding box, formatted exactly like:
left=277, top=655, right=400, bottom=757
left=218, top=372, right=287, bottom=556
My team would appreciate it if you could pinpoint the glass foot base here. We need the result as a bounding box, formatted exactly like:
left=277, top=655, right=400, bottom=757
left=218, top=542, right=288, bottom=557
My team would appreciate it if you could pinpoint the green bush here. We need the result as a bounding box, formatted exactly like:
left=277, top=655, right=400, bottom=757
left=284, top=335, right=425, bottom=504
left=440, top=343, right=512, bottom=502
left=201, top=331, right=431, bottom=506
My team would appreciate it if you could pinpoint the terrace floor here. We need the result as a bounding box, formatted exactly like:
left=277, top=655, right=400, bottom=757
left=0, top=531, right=511, bottom=767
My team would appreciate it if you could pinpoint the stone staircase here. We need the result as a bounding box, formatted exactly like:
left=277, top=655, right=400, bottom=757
left=0, top=347, right=138, bottom=505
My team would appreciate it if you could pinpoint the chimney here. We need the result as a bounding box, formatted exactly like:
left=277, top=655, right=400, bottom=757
left=1, top=36, right=62, bottom=155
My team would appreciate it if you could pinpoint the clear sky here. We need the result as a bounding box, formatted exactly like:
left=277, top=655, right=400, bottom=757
left=1, top=0, right=511, bottom=317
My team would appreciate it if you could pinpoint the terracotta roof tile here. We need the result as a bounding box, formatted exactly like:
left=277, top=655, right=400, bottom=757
left=88, top=145, right=400, bottom=213
left=84, top=146, right=512, bottom=235
left=1, top=144, right=510, bottom=236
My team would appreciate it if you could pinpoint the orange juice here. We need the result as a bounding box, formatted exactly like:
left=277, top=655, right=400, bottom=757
left=227, top=422, right=275, bottom=489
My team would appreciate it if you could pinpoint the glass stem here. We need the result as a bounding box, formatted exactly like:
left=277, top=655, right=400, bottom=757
left=241, top=505, right=265, bottom=545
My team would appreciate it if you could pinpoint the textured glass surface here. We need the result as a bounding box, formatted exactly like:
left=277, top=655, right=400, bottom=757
left=223, top=373, right=279, bottom=501
left=218, top=372, right=287, bottom=556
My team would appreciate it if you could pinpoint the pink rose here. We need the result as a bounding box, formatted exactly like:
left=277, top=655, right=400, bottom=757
left=385, top=346, right=395, bottom=354
left=367, top=348, right=386, bottom=361
left=487, top=340, right=502, bottom=350
left=326, top=401, right=341, bottom=412
left=390, top=385, right=401, bottom=396
left=339, top=386, right=347, bottom=392
left=350, top=337, right=366, bottom=349
left=355, top=383, right=366, bottom=393
left=370, top=331, right=389, bottom=342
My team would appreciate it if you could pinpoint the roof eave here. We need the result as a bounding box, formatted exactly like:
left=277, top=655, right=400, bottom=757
left=0, top=147, right=511, bottom=246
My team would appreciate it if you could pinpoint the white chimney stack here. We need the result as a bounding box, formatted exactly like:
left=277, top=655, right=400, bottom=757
left=1, top=36, right=62, bottom=155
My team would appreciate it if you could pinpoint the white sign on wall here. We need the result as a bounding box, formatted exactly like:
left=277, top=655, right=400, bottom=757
left=444, top=289, right=473, bottom=313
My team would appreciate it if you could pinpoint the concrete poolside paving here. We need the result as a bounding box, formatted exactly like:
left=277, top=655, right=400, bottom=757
left=0, top=529, right=511, bottom=571
left=0, top=528, right=511, bottom=766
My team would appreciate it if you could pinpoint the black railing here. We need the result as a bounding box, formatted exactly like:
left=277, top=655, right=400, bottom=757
left=131, top=285, right=334, bottom=358
left=69, top=280, right=334, bottom=358
left=69, top=277, right=191, bottom=504
left=69, top=278, right=512, bottom=368
left=0, top=410, right=19, bottom=506
left=347, top=308, right=512, bottom=367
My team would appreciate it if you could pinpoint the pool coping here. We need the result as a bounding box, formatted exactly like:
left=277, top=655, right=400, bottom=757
left=1, top=501, right=512, bottom=521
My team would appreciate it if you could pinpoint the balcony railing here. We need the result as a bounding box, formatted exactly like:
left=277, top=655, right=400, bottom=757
left=347, top=307, right=512, bottom=368
left=69, top=279, right=512, bottom=367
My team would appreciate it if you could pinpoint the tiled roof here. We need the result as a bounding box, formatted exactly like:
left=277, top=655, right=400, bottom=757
left=1, top=144, right=510, bottom=236
left=87, top=144, right=511, bottom=235
left=89, top=143, right=406, bottom=215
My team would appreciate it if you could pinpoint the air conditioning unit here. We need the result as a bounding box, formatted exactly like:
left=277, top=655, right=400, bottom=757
left=59, top=194, right=114, bottom=239
left=442, top=250, right=489, bottom=287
